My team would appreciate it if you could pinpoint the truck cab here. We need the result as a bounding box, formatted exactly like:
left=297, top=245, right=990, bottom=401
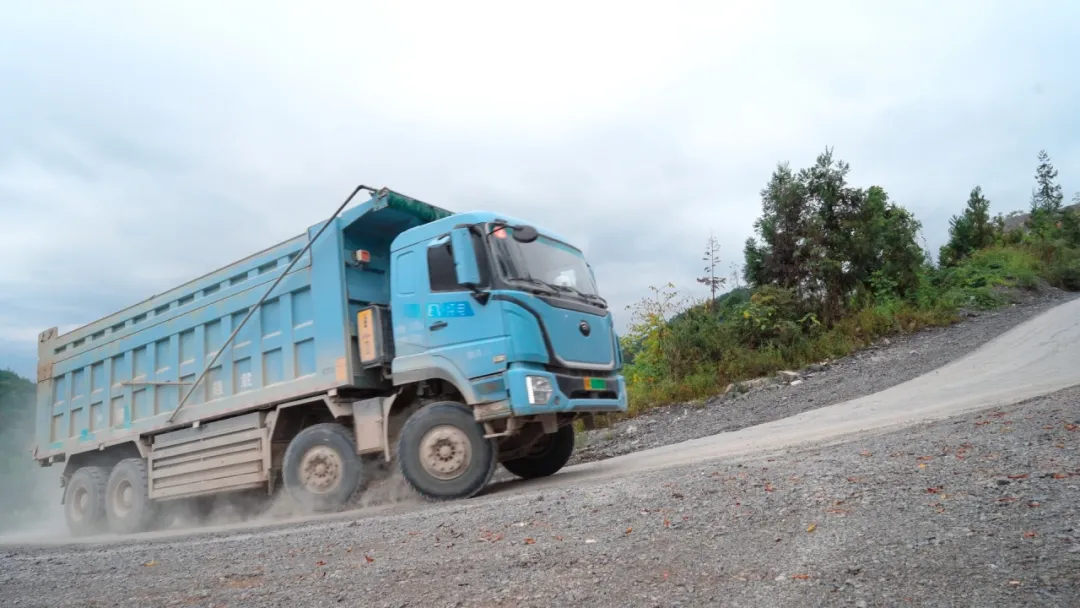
left=355, top=209, right=627, bottom=500
left=388, top=214, right=623, bottom=414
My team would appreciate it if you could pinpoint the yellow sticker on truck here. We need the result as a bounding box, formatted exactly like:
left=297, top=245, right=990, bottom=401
left=358, top=309, right=376, bottom=363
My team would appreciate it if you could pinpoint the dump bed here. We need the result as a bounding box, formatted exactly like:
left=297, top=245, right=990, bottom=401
left=34, top=188, right=454, bottom=463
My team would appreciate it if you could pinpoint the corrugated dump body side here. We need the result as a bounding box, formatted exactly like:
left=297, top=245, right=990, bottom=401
left=34, top=220, right=355, bottom=463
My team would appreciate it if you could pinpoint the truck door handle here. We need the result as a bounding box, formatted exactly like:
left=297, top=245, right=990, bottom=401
left=429, top=321, right=448, bottom=331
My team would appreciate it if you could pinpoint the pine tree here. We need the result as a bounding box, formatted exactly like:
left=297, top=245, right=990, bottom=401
left=799, top=148, right=862, bottom=323
left=743, top=161, right=815, bottom=296
left=695, top=232, right=725, bottom=307
left=939, top=186, right=995, bottom=266
left=1032, top=149, right=1064, bottom=214
left=1027, top=150, right=1064, bottom=237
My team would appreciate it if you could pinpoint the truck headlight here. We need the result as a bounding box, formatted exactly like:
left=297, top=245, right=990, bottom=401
left=525, top=375, right=553, bottom=405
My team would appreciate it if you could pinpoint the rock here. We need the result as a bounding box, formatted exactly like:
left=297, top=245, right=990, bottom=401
left=881, top=338, right=891, bottom=346
left=624, top=425, right=638, bottom=436
left=807, top=362, right=830, bottom=373
left=790, top=379, right=804, bottom=386
left=739, top=377, right=772, bottom=391
left=723, top=383, right=735, bottom=395
left=776, top=370, right=801, bottom=383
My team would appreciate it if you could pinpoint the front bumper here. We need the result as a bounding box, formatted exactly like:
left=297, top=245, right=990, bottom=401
left=505, top=366, right=627, bottom=417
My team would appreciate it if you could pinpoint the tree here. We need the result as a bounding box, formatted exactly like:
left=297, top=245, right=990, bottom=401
left=852, top=186, right=925, bottom=300
left=1062, top=194, right=1080, bottom=247
left=743, top=161, right=815, bottom=298
left=695, top=231, right=725, bottom=306
left=729, top=261, right=742, bottom=289
left=1032, top=149, right=1064, bottom=213
left=1027, top=149, right=1064, bottom=237
left=939, top=185, right=995, bottom=266
left=799, top=148, right=865, bottom=322
left=744, top=148, right=926, bottom=323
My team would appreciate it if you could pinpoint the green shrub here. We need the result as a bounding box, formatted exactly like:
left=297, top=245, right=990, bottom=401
left=613, top=150, right=1080, bottom=423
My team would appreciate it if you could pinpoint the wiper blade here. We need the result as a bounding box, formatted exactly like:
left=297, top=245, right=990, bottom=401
left=509, top=276, right=557, bottom=294
left=550, top=283, right=608, bottom=308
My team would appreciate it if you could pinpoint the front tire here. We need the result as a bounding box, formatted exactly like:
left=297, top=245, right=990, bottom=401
left=397, top=401, right=496, bottom=500
left=501, top=424, right=576, bottom=479
left=64, top=466, right=109, bottom=537
left=282, top=422, right=364, bottom=513
left=105, top=458, right=158, bottom=535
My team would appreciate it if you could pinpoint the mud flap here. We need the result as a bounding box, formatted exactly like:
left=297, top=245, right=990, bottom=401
left=352, top=397, right=387, bottom=456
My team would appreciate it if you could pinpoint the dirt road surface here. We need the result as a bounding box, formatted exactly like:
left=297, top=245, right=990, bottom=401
left=2, top=296, right=1078, bottom=606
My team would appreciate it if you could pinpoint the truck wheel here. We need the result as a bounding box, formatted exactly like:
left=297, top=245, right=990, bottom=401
left=397, top=401, right=497, bottom=500
left=105, top=458, right=158, bottom=535
left=64, top=466, right=109, bottom=536
left=501, top=424, right=575, bottom=479
left=282, top=422, right=364, bottom=513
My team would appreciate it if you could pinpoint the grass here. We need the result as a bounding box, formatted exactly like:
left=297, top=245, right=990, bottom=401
left=622, top=300, right=958, bottom=416
left=605, top=244, right=1073, bottom=427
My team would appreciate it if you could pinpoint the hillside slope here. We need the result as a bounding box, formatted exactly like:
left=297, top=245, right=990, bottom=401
left=570, top=286, right=1078, bottom=467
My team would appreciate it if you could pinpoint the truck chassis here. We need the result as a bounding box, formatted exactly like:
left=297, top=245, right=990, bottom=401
left=57, top=379, right=597, bottom=536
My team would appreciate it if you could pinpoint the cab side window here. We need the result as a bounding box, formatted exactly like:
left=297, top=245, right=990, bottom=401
left=427, top=232, right=491, bottom=292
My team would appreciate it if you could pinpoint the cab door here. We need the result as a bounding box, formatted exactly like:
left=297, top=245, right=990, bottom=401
left=421, top=233, right=508, bottom=380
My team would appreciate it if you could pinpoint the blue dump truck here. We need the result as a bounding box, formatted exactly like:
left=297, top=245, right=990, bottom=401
left=33, top=186, right=627, bottom=536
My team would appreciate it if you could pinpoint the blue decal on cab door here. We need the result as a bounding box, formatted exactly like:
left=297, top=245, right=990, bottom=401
left=427, top=301, right=475, bottom=318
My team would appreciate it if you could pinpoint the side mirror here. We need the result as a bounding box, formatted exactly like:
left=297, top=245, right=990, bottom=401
left=511, top=225, right=539, bottom=243
left=450, top=227, right=481, bottom=286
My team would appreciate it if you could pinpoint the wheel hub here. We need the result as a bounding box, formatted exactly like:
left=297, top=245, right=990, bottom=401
left=70, top=487, right=88, bottom=521
left=524, top=433, right=554, bottom=458
left=300, top=445, right=343, bottom=494
left=110, top=479, right=134, bottom=517
left=419, top=425, right=472, bottom=480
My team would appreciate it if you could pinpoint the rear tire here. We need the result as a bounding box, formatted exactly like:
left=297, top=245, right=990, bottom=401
left=501, top=424, right=576, bottom=479
left=397, top=401, right=496, bottom=500
left=105, top=458, right=158, bottom=535
left=282, top=422, right=364, bottom=513
left=64, top=466, right=109, bottom=537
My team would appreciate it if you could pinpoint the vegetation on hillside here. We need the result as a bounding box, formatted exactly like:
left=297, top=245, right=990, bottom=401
left=0, top=369, right=42, bottom=530
left=618, top=148, right=1080, bottom=415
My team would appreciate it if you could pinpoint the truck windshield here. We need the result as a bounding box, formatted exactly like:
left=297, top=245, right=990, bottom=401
left=489, top=227, right=603, bottom=300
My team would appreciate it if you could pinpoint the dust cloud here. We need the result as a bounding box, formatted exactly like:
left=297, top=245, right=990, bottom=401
left=0, top=464, right=66, bottom=542
left=0, top=460, right=424, bottom=544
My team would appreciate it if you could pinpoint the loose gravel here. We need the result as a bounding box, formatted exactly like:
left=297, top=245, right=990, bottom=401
left=570, top=288, right=1079, bottom=466
left=2, top=288, right=1077, bottom=607
left=2, top=384, right=1077, bottom=607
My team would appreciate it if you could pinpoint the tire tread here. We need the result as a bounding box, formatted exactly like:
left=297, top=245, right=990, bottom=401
left=501, top=424, right=575, bottom=480
left=65, top=465, right=109, bottom=537
left=397, top=401, right=495, bottom=501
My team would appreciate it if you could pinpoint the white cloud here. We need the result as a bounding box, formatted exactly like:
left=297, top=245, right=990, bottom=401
left=2, top=0, right=1079, bottom=377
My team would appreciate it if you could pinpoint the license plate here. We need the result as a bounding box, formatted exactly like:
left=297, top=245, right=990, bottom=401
left=583, top=377, right=607, bottom=391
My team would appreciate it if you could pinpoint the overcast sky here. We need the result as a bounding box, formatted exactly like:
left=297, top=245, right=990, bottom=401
left=2, top=1, right=1079, bottom=379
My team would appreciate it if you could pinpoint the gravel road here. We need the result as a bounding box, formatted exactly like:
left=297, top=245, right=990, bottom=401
left=570, top=288, right=1079, bottom=466
left=3, top=386, right=1077, bottom=607
left=2, top=289, right=1078, bottom=607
